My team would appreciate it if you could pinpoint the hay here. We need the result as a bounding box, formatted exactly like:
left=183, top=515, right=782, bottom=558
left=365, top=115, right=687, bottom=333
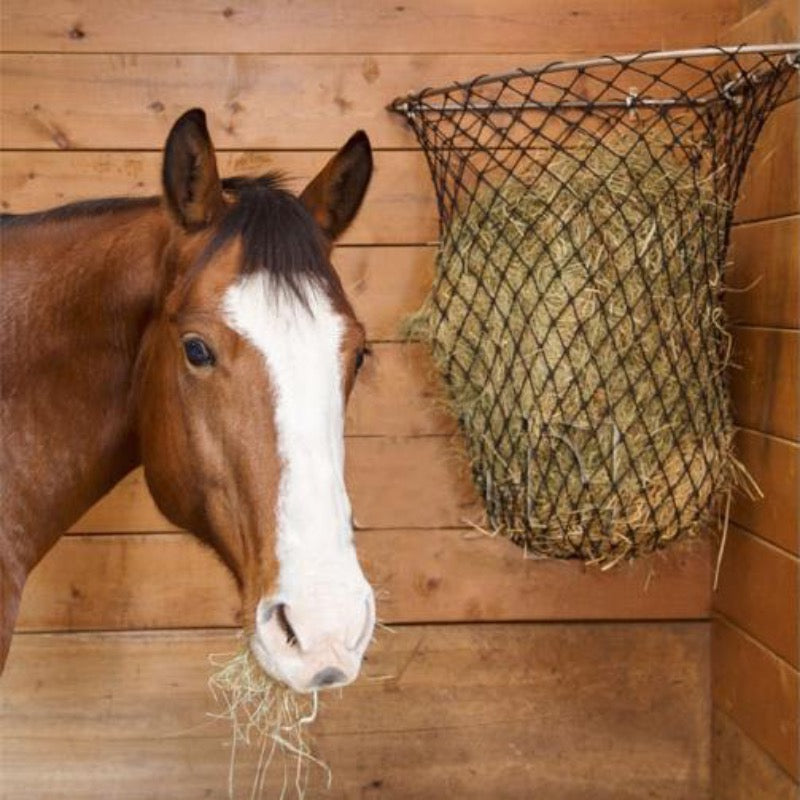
left=409, top=138, right=749, bottom=563
left=208, top=646, right=330, bottom=800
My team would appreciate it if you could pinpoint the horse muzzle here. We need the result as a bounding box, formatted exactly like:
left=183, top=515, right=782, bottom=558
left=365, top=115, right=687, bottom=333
left=250, top=584, right=375, bottom=693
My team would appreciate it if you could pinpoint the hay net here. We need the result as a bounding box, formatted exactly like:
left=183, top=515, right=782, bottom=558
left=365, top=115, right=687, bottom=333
left=390, top=45, right=799, bottom=563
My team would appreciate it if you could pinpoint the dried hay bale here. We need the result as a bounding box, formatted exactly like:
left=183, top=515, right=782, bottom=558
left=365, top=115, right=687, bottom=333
left=409, top=139, right=751, bottom=564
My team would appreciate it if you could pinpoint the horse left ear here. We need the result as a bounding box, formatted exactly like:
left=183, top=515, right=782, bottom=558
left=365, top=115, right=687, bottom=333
left=162, top=108, right=223, bottom=230
left=300, top=131, right=373, bottom=241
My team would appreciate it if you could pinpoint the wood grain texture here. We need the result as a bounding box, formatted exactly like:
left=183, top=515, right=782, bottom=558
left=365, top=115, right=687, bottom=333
left=334, top=246, right=435, bottom=342
left=16, top=531, right=712, bottom=631
left=2, top=113, right=797, bottom=241
left=727, top=217, right=800, bottom=329
left=714, top=3, right=798, bottom=787
left=0, top=52, right=564, bottom=150
left=0, top=3, right=780, bottom=798
left=712, top=615, right=799, bottom=779
left=729, top=327, right=798, bottom=441
left=345, top=343, right=454, bottom=436
left=735, top=99, right=799, bottom=223
left=0, top=0, right=737, bottom=54
left=0, top=150, right=439, bottom=245
left=713, top=709, right=799, bottom=800
left=1, top=51, right=793, bottom=153
left=0, top=623, right=711, bottom=799
left=731, top=428, right=799, bottom=554
left=714, top=525, right=799, bottom=665
left=722, top=0, right=799, bottom=45
left=70, top=437, right=482, bottom=533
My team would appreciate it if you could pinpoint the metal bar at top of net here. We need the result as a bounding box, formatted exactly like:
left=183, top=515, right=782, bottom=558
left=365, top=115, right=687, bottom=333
left=396, top=97, right=721, bottom=115
left=388, top=43, right=800, bottom=116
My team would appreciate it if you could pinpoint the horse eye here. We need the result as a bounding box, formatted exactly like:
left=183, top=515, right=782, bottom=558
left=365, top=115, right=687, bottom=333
left=182, top=336, right=215, bottom=368
left=354, top=347, right=369, bottom=374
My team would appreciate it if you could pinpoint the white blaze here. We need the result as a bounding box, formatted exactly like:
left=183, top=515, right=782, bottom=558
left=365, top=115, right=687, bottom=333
left=222, top=274, right=371, bottom=664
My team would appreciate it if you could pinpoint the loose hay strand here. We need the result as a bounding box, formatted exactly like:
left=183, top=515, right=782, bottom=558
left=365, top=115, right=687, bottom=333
left=208, top=647, right=331, bottom=800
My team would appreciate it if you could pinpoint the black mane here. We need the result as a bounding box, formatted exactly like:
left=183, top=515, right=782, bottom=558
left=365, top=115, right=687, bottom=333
left=0, top=196, right=160, bottom=228
left=0, top=173, right=337, bottom=302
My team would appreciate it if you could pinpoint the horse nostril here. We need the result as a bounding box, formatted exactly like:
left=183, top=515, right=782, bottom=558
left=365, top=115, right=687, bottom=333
left=348, top=596, right=375, bottom=652
left=274, top=603, right=299, bottom=648
left=311, top=667, right=347, bottom=688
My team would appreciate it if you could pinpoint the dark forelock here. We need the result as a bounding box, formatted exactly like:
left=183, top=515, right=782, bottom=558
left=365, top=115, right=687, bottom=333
left=202, top=173, right=339, bottom=303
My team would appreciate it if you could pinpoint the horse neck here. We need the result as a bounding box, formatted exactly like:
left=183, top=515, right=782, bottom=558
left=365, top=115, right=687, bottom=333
left=1, top=205, right=169, bottom=575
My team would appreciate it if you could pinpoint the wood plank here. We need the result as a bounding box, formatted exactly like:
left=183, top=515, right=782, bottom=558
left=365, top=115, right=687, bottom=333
left=0, top=0, right=737, bottom=54
left=3, top=50, right=790, bottom=153
left=0, top=150, right=439, bottom=245
left=70, top=436, right=482, bottom=533
left=333, top=434, right=485, bottom=529
left=0, top=623, right=711, bottom=799
left=714, top=525, right=799, bottom=666
left=335, top=246, right=435, bottom=342
left=0, top=52, right=567, bottom=150
left=17, top=531, right=712, bottom=631
left=712, top=709, right=799, bottom=800
left=346, top=343, right=454, bottom=437
left=731, top=428, right=799, bottom=554
left=729, top=327, right=798, bottom=441
left=722, top=0, right=799, bottom=45
left=69, top=466, right=177, bottom=533
left=17, top=533, right=238, bottom=631
left=727, top=217, right=800, bottom=329
left=735, top=100, right=799, bottom=223
left=712, top=615, right=799, bottom=779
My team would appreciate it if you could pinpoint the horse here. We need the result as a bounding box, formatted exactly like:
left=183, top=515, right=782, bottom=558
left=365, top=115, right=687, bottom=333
left=0, top=108, right=376, bottom=693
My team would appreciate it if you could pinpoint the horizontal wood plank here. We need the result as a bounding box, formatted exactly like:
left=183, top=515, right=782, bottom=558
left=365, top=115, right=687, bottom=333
left=71, top=437, right=482, bottom=533
left=0, top=623, right=711, bottom=799
left=729, top=327, right=799, bottom=441
left=735, top=99, right=799, bottom=223
left=17, top=530, right=712, bottom=630
left=714, top=525, right=799, bottom=666
left=712, top=615, right=799, bottom=779
left=0, top=52, right=567, bottom=150
left=0, top=150, right=439, bottom=245
left=1, top=52, right=793, bottom=155
left=731, top=428, right=798, bottom=554
left=712, top=708, right=799, bottom=800
left=335, top=246, right=434, bottom=341
left=727, top=216, right=800, bottom=329
left=346, top=343, right=454, bottom=436
left=0, top=0, right=737, bottom=54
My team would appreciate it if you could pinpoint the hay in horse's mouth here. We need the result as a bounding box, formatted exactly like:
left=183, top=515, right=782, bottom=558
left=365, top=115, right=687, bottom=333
left=208, top=646, right=331, bottom=799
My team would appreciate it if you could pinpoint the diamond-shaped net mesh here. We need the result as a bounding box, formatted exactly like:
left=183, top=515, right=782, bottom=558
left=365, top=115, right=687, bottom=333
left=390, top=46, right=799, bottom=563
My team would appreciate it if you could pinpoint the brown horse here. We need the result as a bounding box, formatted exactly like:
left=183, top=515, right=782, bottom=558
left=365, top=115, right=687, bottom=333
left=0, top=109, right=375, bottom=693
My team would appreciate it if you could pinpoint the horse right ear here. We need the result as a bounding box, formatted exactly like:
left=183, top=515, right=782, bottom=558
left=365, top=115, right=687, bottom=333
left=162, top=109, right=223, bottom=230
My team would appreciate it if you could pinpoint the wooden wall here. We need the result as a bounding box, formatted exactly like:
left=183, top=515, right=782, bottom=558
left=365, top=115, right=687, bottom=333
left=714, top=1, right=800, bottom=798
left=0, top=2, right=790, bottom=798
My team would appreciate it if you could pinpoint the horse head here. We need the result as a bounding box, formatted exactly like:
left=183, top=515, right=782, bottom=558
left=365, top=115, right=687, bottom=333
left=135, top=109, right=375, bottom=693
